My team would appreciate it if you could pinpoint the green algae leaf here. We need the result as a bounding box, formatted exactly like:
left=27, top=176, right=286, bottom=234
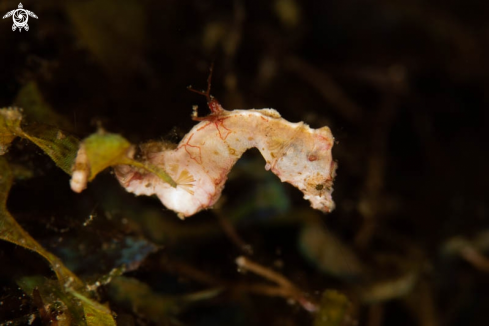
left=71, top=132, right=176, bottom=192
left=18, top=276, right=84, bottom=326
left=299, top=222, right=364, bottom=279
left=0, top=108, right=79, bottom=174
left=23, top=123, right=79, bottom=174
left=69, top=290, right=116, bottom=326
left=1, top=160, right=117, bottom=325
left=0, top=108, right=23, bottom=155
left=18, top=276, right=117, bottom=326
left=314, top=290, right=350, bottom=326
left=108, top=276, right=222, bottom=323
left=108, top=276, right=180, bottom=321
left=0, top=157, right=82, bottom=288
left=82, top=132, right=133, bottom=181
left=14, top=81, right=73, bottom=131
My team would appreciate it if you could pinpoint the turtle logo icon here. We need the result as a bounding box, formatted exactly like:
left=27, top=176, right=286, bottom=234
left=2, top=3, right=38, bottom=32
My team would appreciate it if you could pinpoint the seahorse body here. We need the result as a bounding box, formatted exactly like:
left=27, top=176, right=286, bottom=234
left=115, top=108, right=336, bottom=218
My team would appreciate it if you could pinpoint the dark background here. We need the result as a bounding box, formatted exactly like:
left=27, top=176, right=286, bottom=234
left=1, top=0, right=488, bottom=325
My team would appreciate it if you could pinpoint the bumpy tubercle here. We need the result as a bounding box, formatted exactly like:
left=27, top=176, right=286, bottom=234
left=114, top=102, right=336, bottom=219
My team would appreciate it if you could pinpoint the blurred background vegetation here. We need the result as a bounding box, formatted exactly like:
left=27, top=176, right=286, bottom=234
left=1, top=0, right=488, bottom=325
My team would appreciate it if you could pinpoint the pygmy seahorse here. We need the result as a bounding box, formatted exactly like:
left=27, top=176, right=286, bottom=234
left=114, top=98, right=336, bottom=219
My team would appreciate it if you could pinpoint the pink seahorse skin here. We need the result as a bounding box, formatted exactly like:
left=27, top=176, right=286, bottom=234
left=114, top=108, right=336, bottom=218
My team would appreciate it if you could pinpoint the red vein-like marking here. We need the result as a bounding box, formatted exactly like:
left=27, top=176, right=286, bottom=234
left=197, top=117, right=232, bottom=140
left=316, top=135, right=332, bottom=150
left=197, top=121, right=212, bottom=132
left=215, top=118, right=232, bottom=140
left=180, top=133, right=203, bottom=164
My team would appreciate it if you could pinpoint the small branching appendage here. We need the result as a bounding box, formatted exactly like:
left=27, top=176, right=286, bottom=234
left=111, top=74, right=336, bottom=218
